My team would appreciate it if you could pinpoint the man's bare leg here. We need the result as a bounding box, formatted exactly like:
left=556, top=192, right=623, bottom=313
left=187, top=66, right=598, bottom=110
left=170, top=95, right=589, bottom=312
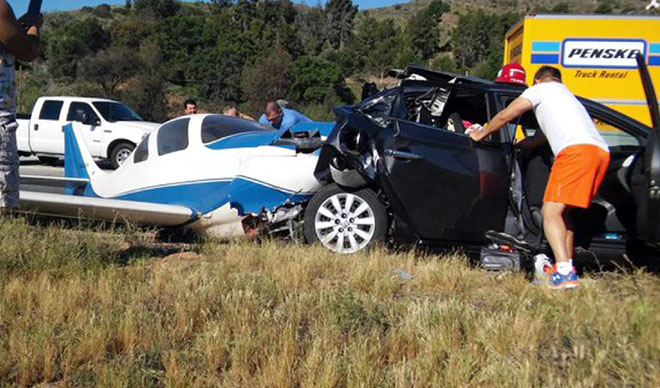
left=541, top=201, right=570, bottom=263
left=564, top=208, right=574, bottom=261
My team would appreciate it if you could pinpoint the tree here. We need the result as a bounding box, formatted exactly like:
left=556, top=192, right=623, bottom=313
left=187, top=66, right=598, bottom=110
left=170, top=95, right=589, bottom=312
left=290, top=56, right=353, bottom=104
left=123, top=40, right=170, bottom=122
left=46, top=17, right=110, bottom=78
left=79, top=48, right=137, bottom=98
left=430, top=53, right=456, bottom=72
left=324, top=0, right=358, bottom=50
left=353, top=16, right=402, bottom=79
left=134, top=0, right=179, bottom=18
left=405, top=0, right=449, bottom=60
left=241, top=49, right=293, bottom=112
left=451, top=10, right=520, bottom=72
left=296, top=7, right=326, bottom=56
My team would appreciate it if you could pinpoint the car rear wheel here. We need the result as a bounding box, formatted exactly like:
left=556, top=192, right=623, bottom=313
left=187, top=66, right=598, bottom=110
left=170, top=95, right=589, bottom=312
left=110, top=142, right=135, bottom=169
left=304, top=184, right=387, bottom=254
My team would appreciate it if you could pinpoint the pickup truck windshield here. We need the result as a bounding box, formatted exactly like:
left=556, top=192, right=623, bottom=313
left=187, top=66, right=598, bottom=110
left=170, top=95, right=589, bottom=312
left=92, top=102, right=143, bottom=122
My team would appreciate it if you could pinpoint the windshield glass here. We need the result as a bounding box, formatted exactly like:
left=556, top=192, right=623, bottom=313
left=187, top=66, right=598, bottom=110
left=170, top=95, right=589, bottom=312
left=92, top=102, right=143, bottom=122
left=201, top=115, right=271, bottom=144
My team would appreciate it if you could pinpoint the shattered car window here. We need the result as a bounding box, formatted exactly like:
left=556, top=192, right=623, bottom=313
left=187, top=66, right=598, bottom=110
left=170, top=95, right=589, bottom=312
left=357, top=88, right=398, bottom=127
left=404, top=87, right=451, bottom=127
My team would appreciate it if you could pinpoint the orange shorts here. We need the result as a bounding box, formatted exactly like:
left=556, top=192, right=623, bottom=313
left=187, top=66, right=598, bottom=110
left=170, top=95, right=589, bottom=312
left=544, top=144, right=611, bottom=208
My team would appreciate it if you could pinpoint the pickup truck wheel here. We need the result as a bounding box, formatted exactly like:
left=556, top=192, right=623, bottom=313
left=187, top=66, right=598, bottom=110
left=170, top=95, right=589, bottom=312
left=110, top=142, right=135, bottom=169
left=37, top=156, right=59, bottom=165
left=304, top=184, right=387, bottom=254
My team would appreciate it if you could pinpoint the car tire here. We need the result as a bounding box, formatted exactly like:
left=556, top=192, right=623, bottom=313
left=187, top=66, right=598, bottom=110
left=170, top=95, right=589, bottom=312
left=304, top=183, right=387, bottom=254
left=110, top=142, right=135, bottom=169
left=37, top=156, right=59, bottom=165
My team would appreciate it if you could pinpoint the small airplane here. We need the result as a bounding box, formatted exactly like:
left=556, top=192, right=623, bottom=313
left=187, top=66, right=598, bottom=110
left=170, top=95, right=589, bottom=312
left=19, top=114, right=335, bottom=237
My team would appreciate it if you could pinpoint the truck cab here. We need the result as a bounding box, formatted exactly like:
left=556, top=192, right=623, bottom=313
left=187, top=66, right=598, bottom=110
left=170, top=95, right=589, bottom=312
left=17, top=97, right=159, bottom=168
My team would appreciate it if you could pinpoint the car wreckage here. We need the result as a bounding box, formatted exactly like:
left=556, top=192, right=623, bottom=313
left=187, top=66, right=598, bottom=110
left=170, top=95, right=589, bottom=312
left=305, top=59, right=660, bottom=267
left=20, top=115, right=334, bottom=237
left=20, top=60, right=660, bottom=269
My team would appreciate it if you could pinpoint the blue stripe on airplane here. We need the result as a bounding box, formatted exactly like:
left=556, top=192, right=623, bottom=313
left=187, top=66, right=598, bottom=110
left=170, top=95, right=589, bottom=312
left=71, top=177, right=310, bottom=216
left=116, top=180, right=232, bottom=214
left=228, top=177, right=312, bottom=215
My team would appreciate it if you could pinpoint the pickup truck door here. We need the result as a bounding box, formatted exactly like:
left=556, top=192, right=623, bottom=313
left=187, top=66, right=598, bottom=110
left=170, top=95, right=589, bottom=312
left=30, top=99, right=66, bottom=154
left=66, top=102, right=103, bottom=156
left=630, top=55, right=660, bottom=247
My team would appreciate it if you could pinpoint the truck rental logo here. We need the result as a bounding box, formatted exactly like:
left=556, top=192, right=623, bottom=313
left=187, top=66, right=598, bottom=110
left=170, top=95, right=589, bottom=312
left=531, top=39, right=660, bottom=68
left=562, top=39, right=646, bottom=69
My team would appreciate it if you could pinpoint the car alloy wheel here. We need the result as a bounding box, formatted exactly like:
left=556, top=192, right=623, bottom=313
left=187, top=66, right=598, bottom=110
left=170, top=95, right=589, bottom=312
left=314, top=192, right=377, bottom=254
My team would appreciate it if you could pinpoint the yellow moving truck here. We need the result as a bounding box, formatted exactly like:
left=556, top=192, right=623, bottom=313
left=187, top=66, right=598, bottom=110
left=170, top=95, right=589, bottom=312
left=504, top=15, right=660, bottom=127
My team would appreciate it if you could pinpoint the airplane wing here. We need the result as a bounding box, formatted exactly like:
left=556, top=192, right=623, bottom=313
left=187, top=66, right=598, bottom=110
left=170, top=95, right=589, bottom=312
left=19, top=191, right=197, bottom=226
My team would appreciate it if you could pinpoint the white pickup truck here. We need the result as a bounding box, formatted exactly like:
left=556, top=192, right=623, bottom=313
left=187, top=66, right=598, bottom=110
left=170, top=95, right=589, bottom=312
left=17, top=97, right=159, bottom=168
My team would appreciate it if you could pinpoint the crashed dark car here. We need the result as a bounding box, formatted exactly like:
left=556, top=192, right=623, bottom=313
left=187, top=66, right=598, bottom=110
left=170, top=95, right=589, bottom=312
left=304, top=64, right=660, bottom=266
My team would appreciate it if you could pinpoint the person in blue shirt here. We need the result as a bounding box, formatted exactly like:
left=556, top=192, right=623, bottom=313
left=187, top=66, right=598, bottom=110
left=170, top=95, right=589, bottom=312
left=258, top=101, right=312, bottom=130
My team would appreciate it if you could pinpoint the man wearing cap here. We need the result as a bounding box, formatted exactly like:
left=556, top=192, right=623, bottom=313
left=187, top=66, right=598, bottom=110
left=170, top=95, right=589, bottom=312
left=0, top=0, right=42, bottom=212
left=258, top=100, right=311, bottom=131
left=470, top=66, right=610, bottom=289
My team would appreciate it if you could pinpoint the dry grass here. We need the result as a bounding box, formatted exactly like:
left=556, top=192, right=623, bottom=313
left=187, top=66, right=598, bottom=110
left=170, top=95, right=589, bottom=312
left=1, top=216, right=659, bottom=387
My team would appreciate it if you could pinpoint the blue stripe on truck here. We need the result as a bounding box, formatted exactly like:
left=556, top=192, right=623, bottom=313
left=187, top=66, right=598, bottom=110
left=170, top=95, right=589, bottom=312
left=531, top=54, right=560, bottom=64
left=532, top=41, right=561, bottom=52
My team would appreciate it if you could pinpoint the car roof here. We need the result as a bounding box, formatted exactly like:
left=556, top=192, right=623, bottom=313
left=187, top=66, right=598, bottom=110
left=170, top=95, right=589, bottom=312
left=387, top=65, right=652, bottom=136
left=393, top=65, right=528, bottom=93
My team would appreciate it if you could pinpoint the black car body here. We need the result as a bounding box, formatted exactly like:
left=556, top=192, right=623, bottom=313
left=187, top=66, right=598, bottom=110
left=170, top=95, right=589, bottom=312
left=305, top=64, right=660, bottom=260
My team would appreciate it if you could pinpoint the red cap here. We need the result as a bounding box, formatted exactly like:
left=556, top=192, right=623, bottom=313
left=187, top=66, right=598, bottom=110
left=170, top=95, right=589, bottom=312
left=495, top=63, right=528, bottom=86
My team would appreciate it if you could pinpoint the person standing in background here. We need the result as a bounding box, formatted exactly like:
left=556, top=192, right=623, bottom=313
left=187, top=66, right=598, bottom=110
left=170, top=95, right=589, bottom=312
left=0, top=0, right=41, bottom=211
left=183, top=99, right=198, bottom=115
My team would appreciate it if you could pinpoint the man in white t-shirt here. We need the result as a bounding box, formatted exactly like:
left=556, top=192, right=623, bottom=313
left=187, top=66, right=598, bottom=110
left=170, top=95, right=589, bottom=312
left=470, top=66, right=610, bottom=289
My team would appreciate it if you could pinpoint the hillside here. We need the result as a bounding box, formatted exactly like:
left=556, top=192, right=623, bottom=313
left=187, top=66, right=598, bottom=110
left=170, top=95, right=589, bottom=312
left=18, top=0, right=658, bottom=121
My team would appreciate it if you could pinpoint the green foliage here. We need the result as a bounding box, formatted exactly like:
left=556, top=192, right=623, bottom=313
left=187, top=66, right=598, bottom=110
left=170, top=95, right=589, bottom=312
left=452, top=10, right=521, bottom=77
left=324, top=0, right=359, bottom=50
left=291, top=56, right=353, bottom=105
left=405, top=0, right=449, bottom=60
left=79, top=48, right=138, bottom=99
left=430, top=53, right=456, bottom=72
left=26, top=0, right=549, bottom=119
left=45, top=17, right=110, bottom=79
left=134, top=0, right=179, bottom=18
left=124, top=40, right=170, bottom=122
left=241, top=49, right=293, bottom=113
left=353, top=16, right=403, bottom=78
left=551, top=2, right=571, bottom=13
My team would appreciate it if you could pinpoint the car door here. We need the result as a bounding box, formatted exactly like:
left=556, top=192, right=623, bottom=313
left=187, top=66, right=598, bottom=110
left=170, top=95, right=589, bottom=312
left=381, top=85, right=510, bottom=243
left=630, top=55, right=660, bottom=247
left=66, top=102, right=103, bottom=156
left=31, top=99, right=65, bottom=154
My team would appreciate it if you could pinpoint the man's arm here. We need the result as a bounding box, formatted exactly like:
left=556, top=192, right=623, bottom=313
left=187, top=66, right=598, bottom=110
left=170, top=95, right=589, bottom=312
left=470, top=96, right=533, bottom=142
left=0, top=0, right=41, bottom=62
left=258, top=114, right=271, bottom=127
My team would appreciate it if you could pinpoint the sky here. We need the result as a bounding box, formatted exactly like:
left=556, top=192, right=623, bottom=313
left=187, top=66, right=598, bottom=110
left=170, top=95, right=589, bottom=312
left=11, top=0, right=408, bottom=14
